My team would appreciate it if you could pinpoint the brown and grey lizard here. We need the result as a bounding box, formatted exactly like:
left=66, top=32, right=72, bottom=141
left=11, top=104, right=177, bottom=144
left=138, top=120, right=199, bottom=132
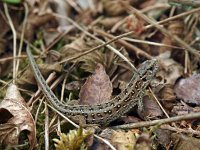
left=26, top=46, right=159, bottom=125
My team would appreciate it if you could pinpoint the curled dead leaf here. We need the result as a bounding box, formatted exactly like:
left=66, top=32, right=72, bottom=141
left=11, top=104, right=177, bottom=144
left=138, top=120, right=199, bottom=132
left=0, top=84, right=36, bottom=149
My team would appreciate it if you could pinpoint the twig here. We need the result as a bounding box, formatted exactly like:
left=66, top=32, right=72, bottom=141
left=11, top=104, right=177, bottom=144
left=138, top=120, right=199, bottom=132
left=141, top=3, right=170, bottom=13
left=34, top=97, right=44, bottom=127
left=113, top=112, right=200, bottom=129
left=4, top=4, right=17, bottom=83
left=57, top=72, right=68, bottom=132
left=160, top=124, right=200, bottom=136
left=0, top=55, right=39, bottom=62
left=123, top=37, right=183, bottom=49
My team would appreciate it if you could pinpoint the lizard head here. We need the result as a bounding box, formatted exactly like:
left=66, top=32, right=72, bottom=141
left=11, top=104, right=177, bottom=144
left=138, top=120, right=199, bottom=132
left=137, top=59, right=159, bottom=81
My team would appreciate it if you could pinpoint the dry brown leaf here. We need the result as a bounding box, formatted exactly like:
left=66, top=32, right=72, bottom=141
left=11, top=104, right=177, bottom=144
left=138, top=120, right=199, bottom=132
left=96, top=129, right=137, bottom=150
left=0, top=84, right=36, bottom=149
left=138, top=96, right=163, bottom=120
left=79, top=63, right=112, bottom=105
left=174, top=74, right=200, bottom=105
left=159, top=84, right=176, bottom=102
left=111, top=130, right=136, bottom=150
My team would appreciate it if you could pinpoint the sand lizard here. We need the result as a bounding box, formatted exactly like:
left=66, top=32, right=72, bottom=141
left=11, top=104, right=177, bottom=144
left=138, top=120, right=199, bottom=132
left=26, top=46, right=158, bottom=125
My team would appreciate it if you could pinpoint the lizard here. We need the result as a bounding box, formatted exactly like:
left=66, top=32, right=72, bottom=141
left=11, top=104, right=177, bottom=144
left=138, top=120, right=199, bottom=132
left=26, top=46, right=159, bottom=125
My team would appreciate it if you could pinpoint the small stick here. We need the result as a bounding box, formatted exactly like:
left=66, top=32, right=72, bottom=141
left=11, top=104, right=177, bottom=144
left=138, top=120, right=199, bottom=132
left=113, top=112, right=200, bottom=129
left=161, top=124, right=200, bottom=136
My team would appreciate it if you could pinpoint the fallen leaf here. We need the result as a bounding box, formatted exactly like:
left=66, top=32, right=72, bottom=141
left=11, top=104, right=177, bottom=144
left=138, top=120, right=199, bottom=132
left=159, top=84, right=176, bottom=102
left=174, top=74, right=200, bottom=105
left=79, top=63, right=112, bottom=105
left=138, top=96, right=163, bottom=120
left=96, top=129, right=137, bottom=150
left=111, top=130, right=136, bottom=150
left=0, top=84, right=36, bottom=149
